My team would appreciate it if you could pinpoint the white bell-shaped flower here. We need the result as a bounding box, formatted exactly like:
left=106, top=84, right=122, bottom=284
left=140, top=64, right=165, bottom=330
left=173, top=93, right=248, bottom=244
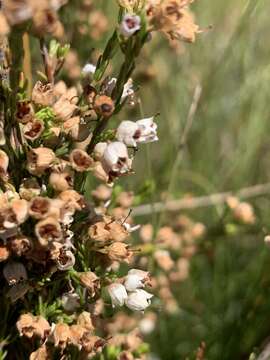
left=125, top=289, right=153, bottom=312
left=108, top=283, right=128, bottom=307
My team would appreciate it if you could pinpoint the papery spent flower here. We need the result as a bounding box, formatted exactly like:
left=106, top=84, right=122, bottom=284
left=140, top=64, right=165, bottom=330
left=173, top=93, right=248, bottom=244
left=51, top=322, right=71, bottom=349
left=23, top=119, right=44, bottom=141
left=56, top=247, right=76, bottom=271
left=107, top=242, right=131, bottom=262
left=19, top=178, right=41, bottom=201
left=124, top=269, right=151, bottom=291
left=108, top=283, right=128, bottom=307
left=35, top=217, right=62, bottom=246
left=16, top=313, right=50, bottom=339
left=121, top=78, right=135, bottom=102
left=3, top=261, right=28, bottom=285
left=32, top=81, right=54, bottom=106
left=125, top=289, right=153, bottom=311
left=101, top=141, right=132, bottom=176
left=69, top=149, right=94, bottom=172
left=79, top=272, right=100, bottom=297
left=82, top=63, right=96, bottom=76
left=29, top=197, right=52, bottom=219
left=53, top=95, right=77, bottom=122
left=16, top=101, right=34, bottom=124
left=0, top=150, right=9, bottom=174
left=27, top=147, right=55, bottom=176
left=49, top=171, right=73, bottom=192
left=120, top=14, right=141, bottom=38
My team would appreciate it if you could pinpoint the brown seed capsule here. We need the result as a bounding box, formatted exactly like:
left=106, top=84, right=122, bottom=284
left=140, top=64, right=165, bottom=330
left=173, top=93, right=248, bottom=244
left=32, top=81, right=54, bottom=106
left=69, top=149, right=94, bottom=172
left=94, top=95, right=115, bottom=118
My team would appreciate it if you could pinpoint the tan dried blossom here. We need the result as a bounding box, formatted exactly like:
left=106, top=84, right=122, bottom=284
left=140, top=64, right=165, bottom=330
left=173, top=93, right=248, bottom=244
left=33, top=8, right=64, bottom=39
left=29, top=196, right=52, bottom=219
left=19, top=178, right=41, bottom=201
left=77, top=311, right=95, bottom=332
left=79, top=271, right=100, bottom=297
left=56, top=247, right=75, bottom=270
left=0, top=245, right=10, bottom=262
left=51, top=322, right=71, bottom=349
left=0, top=12, right=10, bottom=36
left=8, top=235, right=32, bottom=256
left=30, top=345, right=50, bottom=360
left=9, top=199, right=29, bottom=225
left=0, top=150, right=9, bottom=177
left=69, top=324, right=86, bottom=346
left=92, top=161, right=109, bottom=182
left=53, top=95, right=77, bottom=122
left=16, top=101, right=34, bottom=124
left=49, top=171, right=73, bottom=192
left=88, top=220, right=111, bottom=243
left=27, top=147, right=56, bottom=176
left=233, top=202, right=256, bottom=224
left=106, top=242, right=131, bottom=262
left=92, top=184, right=112, bottom=202
left=63, top=50, right=81, bottom=79
left=69, top=149, right=94, bottom=172
left=3, top=261, right=28, bottom=285
left=107, top=221, right=129, bottom=242
left=116, top=191, right=134, bottom=208
left=59, top=189, right=85, bottom=212
left=16, top=313, right=50, bottom=339
left=154, top=249, right=174, bottom=271
left=148, top=0, right=200, bottom=43
left=81, top=333, right=105, bottom=354
left=32, top=81, right=54, bottom=106
left=35, top=216, right=62, bottom=246
left=139, top=224, right=153, bottom=243
left=88, top=10, right=109, bottom=40
left=94, top=95, right=115, bottom=118
left=23, top=119, right=44, bottom=141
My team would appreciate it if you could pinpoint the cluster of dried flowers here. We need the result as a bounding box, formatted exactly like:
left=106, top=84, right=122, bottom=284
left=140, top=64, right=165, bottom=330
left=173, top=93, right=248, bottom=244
left=0, top=0, right=201, bottom=359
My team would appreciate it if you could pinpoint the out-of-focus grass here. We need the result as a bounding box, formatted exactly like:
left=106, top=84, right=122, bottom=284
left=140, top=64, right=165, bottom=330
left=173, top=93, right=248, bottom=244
left=64, top=0, right=270, bottom=358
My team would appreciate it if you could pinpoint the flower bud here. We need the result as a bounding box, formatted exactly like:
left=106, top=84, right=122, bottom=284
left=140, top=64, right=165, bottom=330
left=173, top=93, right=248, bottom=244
left=69, top=149, right=94, bottom=172
left=125, top=289, right=153, bottom=312
left=108, top=283, right=128, bottom=307
left=94, top=95, right=115, bottom=118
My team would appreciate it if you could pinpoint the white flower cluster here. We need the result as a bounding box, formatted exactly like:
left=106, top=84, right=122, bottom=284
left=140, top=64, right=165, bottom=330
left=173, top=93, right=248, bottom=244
left=108, top=269, right=153, bottom=312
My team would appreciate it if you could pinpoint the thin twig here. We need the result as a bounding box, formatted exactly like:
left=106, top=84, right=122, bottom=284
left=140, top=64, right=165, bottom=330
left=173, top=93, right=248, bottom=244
left=132, top=183, right=270, bottom=217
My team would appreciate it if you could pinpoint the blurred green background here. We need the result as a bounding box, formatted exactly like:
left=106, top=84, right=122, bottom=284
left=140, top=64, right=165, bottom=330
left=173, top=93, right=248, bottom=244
left=62, top=0, right=270, bottom=359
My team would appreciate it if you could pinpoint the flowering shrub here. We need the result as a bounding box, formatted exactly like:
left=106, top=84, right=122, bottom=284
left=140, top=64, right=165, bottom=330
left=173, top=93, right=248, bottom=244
left=0, top=0, right=200, bottom=359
